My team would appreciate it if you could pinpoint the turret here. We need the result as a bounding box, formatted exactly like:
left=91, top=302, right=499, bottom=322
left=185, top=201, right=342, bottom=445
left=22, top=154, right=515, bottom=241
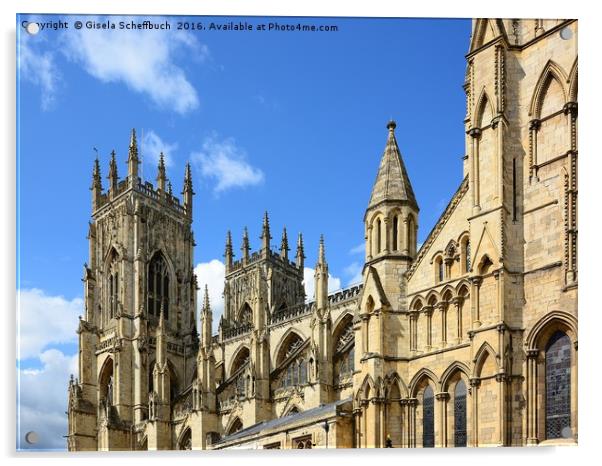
left=127, top=128, right=140, bottom=185
left=182, top=162, right=194, bottom=218
left=108, top=150, right=118, bottom=193
left=365, top=120, right=419, bottom=263
left=156, top=152, right=167, bottom=193
left=295, top=233, right=305, bottom=270
left=280, top=227, right=289, bottom=260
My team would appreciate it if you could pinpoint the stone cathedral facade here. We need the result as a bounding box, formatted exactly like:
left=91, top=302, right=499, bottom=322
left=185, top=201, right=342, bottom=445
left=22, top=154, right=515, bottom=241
left=67, top=18, right=578, bottom=450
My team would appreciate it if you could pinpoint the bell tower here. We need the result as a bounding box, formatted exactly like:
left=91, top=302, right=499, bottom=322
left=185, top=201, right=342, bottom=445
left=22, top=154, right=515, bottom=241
left=67, top=129, right=198, bottom=451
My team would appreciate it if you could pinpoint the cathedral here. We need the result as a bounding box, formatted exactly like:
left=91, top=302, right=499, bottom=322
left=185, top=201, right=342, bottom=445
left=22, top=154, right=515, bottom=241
left=67, top=18, right=578, bottom=450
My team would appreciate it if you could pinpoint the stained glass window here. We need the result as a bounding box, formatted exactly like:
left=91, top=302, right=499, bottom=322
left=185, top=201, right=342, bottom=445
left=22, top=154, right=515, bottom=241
left=545, top=331, right=571, bottom=439
left=148, top=252, right=169, bottom=319
left=423, top=385, right=435, bottom=448
left=454, top=380, right=467, bottom=447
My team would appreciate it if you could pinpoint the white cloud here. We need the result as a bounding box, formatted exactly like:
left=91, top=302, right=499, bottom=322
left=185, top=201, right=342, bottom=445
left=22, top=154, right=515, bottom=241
left=194, top=260, right=225, bottom=333
left=303, top=267, right=342, bottom=302
left=349, top=242, right=365, bottom=255
left=18, top=38, right=60, bottom=110
left=60, top=17, right=204, bottom=114
left=17, top=289, right=82, bottom=360
left=140, top=130, right=177, bottom=167
left=192, top=134, right=264, bottom=193
left=343, top=261, right=363, bottom=286
left=17, top=349, right=78, bottom=450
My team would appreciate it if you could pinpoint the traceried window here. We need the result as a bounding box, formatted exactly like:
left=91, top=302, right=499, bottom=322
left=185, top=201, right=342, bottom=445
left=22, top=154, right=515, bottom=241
left=148, top=252, right=169, bottom=319
left=545, top=331, right=572, bottom=439
left=423, top=385, right=435, bottom=448
left=454, top=380, right=467, bottom=447
left=294, top=436, right=312, bottom=449
left=106, top=249, right=119, bottom=323
left=278, top=333, right=308, bottom=389
left=334, top=317, right=355, bottom=383
left=239, top=302, right=252, bottom=325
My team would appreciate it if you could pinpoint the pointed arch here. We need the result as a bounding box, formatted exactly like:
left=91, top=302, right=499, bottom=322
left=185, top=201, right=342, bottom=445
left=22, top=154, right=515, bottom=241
left=477, top=253, right=494, bottom=275
left=472, top=341, right=499, bottom=378
left=470, top=19, right=503, bottom=52
left=425, top=290, right=440, bottom=306
left=384, top=371, right=409, bottom=399
left=147, top=250, right=173, bottom=319
left=473, top=88, right=495, bottom=128
left=225, top=416, right=243, bottom=436
left=176, top=427, right=192, bottom=450
left=440, top=361, right=471, bottom=391
left=229, top=345, right=250, bottom=377
left=274, top=329, right=306, bottom=367
left=568, top=58, right=578, bottom=102
left=455, top=280, right=471, bottom=297
left=440, top=285, right=456, bottom=302
left=237, top=302, right=253, bottom=324
left=358, top=373, right=376, bottom=400
left=409, top=367, right=439, bottom=397
left=409, top=295, right=424, bottom=311
left=529, top=60, right=569, bottom=118
left=98, top=356, right=114, bottom=402
left=525, top=310, right=577, bottom=350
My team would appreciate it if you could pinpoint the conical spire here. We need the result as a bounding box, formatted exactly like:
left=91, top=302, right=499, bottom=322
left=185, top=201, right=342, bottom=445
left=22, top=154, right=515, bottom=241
left=108, top=150, right=119, bottom=192
left=156, top=152, right=167, bottom=192
left=182, top=162, right=194, bottom=217
left=261, top=211, right=271, bottom=254
left=280, top=227, right=289, bottom=259
left=242, top=227, right=250, bottom=264
left=367, top=121, right=418, bottom=211
left=202, top=284, right=211, bottom=313
left=225, top=230, right=233, bottom=271
left=127, top=128, right=140, bottom=183
left=295, top=232, right=305, bottom=269
left=314, top=234, right=328, bottom=311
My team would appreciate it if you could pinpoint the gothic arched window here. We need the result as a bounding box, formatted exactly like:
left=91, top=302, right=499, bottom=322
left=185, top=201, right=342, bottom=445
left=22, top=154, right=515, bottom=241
left=376, top=218, right=382, bottom=253
left=454, top=380, right=467, bottom=447
left=545, top=331, right=572, bottom=439
left=392, top=215, right=399, bottom=251
left=106, top=250, right=119, bottom=323
left=148, top=252, right=169, bottom=319
left=334, top=316, right=355, bottom=383
left=423, top=385, right=435, bottom=448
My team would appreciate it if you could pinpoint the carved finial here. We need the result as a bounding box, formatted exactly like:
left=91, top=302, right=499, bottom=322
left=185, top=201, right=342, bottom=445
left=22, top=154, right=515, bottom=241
left=261, top=211, right=271, bottom=253
left=280, top=227, right=289, bottom=259
left=242, top=227, right=250, bottom=263
left=387, top=120, right=397, bottom=131
left=157, top=152, right=167, bottom=192
left=295, top=232, right=305, bottom=269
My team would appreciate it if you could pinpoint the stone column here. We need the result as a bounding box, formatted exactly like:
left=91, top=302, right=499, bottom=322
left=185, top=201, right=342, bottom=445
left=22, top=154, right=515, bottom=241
left=528, top=119, right=541, bottom=182
left=424, top=306, right=433, bottom=351
left=526, top=349, right=539, bottom=445
left=400, top=399, right=407, bottom=447
left=438, top=302, right=448, bottom=348
left=409, top=311, right=418, bottom=353
left=469, top=378, right=481, bottom=447
left=469, top=127, right=482, bottom=212
left=367, top=225, right=373, bottom=261
left=435, top=392, right=449, bottom=448
left=402, top=217, right=409, bottom=256
left=494, top=269, right=504, bottom=321
left=354, top=409, right=362, bottom=448
left=452, top=297, right=464, bottom=344
left=379, top=399, right=386, bottom=448
left=496, top=373, right=508, bottom=446
left=470, top=277, right=482, bottom=328
left=361, top=315, right=369, bottom=354
left=407, top=398, right=417, bottom=448
left=383, top=217, right=390, bottom=254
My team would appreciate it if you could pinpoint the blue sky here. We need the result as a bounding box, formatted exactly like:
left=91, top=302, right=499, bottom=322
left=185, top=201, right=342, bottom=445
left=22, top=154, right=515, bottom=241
left=16, top=14, right=470, bottom=449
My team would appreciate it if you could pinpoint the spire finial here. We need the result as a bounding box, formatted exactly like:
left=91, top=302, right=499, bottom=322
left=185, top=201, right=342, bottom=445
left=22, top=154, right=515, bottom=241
left=318, top=234, right=326, bottom=264
left=280, top=227, right=289, bottom=259
left=92, top=157, right=102, bottom=188
left=387, top=120, right=396, bottom=131
left=261, top=211, right=271, bottom=253
left=157, top=152, right=167, bottom=192
left=127, top=128, right=140, bottom=183
left=203, top=284, right=211, bottom=312
left=242, top=227, right=250, bottom=263
left=182, top=162, right=194, bottom=217
left=225, top=230, right=234, bottom=270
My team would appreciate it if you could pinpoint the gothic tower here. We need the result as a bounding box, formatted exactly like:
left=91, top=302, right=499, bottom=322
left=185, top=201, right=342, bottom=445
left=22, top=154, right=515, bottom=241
left=67, top=129, right=198, bottom=451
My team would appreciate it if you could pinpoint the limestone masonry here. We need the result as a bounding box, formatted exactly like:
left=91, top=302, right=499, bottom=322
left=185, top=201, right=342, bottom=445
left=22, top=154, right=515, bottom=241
left=67, top=18, right=578, bottom=450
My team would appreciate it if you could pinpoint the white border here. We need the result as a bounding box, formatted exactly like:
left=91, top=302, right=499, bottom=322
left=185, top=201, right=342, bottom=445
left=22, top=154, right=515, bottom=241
left=2, top=1, right=600, bottom=465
